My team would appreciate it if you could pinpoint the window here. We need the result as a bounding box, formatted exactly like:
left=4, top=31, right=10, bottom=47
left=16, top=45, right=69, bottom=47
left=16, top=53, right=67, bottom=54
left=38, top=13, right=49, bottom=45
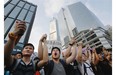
left=5, top=22, right=29, bottom=43
left=17, top=9, right=28, bottom=20
left=30, top=6, right=36, bottom=11
left=17, top=1, right=25, bottom=7
left=50, top=33, right=57, bottom=40
left=91, top=34, right=97, bottom=38
left=5, top=22, right=16, bottom=40
left=25, top=11, right=33, bottom=22
left=82, top=40, right=86, bottom=43
left=72, top=27, right=78, bottom=37
left=4, top=4, right=14, bottom=16
left=24, top=3, right=30, bottom=9
left=4, top=18, right=14, bottom=34
left=64, top=36, right=69, bottom=44
left=16, top=43, right=24, bottom=48
left=96, top=42, right=102, bottom=46
left=10, top=0, right=19, bottom=5
left=9, top=6, right=21, bottom=18
left=93, top=39, right=99, bottom=43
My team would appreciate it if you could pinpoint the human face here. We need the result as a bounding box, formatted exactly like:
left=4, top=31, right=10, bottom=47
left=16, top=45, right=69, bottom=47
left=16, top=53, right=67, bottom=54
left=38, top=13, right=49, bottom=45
left=52, top=49, right=60, bottom=59
left=22, top=45, right=34, bottom=56
left=106, top=52, right=112, bottom=61
left=98, top=53, right=103, bottom=61
left=15, top=53, right=22, bottom=59
left=82, top=53, right=87, bottom=62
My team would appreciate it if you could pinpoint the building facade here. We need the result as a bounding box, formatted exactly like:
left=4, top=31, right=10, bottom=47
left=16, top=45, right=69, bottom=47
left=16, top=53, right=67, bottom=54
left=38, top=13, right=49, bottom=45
left=4, top=0, right=37, bottom=51
left=49, top=18, right=60, bottom=41
left=56, top=2, right=111, bottom=49
left=74, top=27, right=112, bottom=49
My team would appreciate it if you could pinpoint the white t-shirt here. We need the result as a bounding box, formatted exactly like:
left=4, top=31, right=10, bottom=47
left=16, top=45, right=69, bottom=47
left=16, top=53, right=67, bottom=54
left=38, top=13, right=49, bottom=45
left=78, top=60, right=95, bottom=75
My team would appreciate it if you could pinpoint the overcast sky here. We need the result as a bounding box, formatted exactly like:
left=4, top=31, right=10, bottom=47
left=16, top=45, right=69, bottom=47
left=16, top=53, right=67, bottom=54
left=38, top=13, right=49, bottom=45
left=4, top=0, right=112, bottom=52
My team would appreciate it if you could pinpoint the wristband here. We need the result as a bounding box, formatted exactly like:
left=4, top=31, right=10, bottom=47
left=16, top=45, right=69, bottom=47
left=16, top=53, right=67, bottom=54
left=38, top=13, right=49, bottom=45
left=8, top=32, right=17, bottom=40
left=69, top=43, right=73, bottom=46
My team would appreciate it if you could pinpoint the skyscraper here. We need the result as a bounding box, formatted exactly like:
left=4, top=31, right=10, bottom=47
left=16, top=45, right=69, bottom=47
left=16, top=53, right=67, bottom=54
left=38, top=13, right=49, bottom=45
left=4, top=0, right=37, bottom=51
left=49, top=17, right=60, bottom=41
left=56, top=2, right=111, bottom=49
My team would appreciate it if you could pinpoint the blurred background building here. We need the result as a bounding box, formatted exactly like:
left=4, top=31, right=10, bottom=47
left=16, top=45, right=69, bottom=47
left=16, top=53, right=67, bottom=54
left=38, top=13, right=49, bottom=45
left=4, top=0, right=37, bottom=52
left=55, top=2, right=111, bottom=50
left=49, top=17, right=60, bottom=41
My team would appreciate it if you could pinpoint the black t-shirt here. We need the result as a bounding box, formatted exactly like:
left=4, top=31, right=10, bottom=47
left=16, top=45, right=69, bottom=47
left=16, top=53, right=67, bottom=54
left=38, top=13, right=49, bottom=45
left=98, top=59, right=112, bottom=75
left=7, top=58, right=40, bottom=75
left=44, top=59, right=74, bottom=75
left=91, top=62, right=104, bottom=75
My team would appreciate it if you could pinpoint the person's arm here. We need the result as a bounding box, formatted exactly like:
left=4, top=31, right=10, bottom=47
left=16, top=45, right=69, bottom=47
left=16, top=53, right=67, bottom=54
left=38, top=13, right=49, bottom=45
left=38, top=34, right=47, bottom=60
left=63, top=38, right=75, bottom=59
left=63, top=45, right=72, bottom=59
left=14, top=20, right=26, bottom=45
left=38, top=40, right=43, bottom=60
left=4, top=20, right=26, bottom=67
left=102, top=47, right=108, bottom=59
left=4, top=33, right=16, bottom=67
left=85, top=45, right=92, bottom=62
left=37, top=35, right=48, bottom=67
left=92, top=48, right=99, bottom=65
left=76, top=42, right=83, bottom=63
left=66, top=42, right=77, bottom=64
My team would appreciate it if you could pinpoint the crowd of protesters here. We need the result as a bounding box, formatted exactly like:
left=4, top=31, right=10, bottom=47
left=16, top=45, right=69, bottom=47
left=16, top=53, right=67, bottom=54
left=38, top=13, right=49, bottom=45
left=4, top=20, right=112, bottom=75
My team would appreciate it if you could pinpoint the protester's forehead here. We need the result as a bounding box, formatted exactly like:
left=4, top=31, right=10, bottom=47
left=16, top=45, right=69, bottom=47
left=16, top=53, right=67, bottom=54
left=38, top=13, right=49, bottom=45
left=53, top=48, right=59, bottom=51
left=25, top=45, right=33, bottom=47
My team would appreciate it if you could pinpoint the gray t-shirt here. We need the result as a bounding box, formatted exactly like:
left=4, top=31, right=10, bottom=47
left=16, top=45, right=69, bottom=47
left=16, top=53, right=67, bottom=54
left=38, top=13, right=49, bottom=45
left=51, top=62, right=66, bottom=75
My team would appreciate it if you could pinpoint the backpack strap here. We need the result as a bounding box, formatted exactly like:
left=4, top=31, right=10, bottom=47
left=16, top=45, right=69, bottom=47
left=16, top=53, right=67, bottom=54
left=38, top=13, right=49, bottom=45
left=12, top=59, right=37, bottom=72
left=44, top=59, right=66, bottom=75
left=83, top=63, right=88, bottom=75
left=74, top=60, right=82, bottom=75
left=59, top=59, right=66, bottom=66
left=49, top=60, right=54, bottom=75
left=32, top=59, right=36, bottom=72
left=12, top=59, right=21, bottom=71
left=84, top=62, right=93, bottom=72
left=44, top=60, right=54, bottom=75
left=83, top=62, right=94, bottom=75
left=59, top=59, right=67, bottom=74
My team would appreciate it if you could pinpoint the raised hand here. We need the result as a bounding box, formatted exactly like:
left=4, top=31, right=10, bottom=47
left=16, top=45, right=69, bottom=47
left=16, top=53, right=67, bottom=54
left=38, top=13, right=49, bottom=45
left=92, top=47, right=96, bottom=53
left=78, top=41, right=83, bottom=46
left=40, top=34, right=47, bottom=42
left=13, top=20, right=26, bottom=36
left=69, top=37, right=76, bottom=45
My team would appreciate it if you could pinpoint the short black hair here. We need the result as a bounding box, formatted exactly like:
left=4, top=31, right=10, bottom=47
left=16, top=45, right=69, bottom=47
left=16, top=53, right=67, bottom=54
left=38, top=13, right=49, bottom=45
left=96, top=47, right=103, bottom=54
left=16, top=52, right=22, bottom=55
left=51, top=47, right=61, bottom=54
left=23, top=43, right=34, bottom=50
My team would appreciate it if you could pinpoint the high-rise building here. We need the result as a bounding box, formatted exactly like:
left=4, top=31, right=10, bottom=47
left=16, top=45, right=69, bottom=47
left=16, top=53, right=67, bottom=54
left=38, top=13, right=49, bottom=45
left=56, top=2, right=111, bottom=49
left=105, top=25, right=112, bottom=39
left=4, top=0, right=37, bottom=51
left=49, top=17, right=60, bottom=41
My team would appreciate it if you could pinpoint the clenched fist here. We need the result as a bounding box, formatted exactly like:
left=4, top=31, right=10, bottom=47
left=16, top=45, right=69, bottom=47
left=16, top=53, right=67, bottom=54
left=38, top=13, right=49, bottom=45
left=40, top=34, right=47, bottom=42
left=13, top=20, right=26, bottom=36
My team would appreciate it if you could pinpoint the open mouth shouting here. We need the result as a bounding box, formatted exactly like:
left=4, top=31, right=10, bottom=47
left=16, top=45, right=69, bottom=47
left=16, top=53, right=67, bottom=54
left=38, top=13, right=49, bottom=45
left=55, top=52, right=57, bottom=56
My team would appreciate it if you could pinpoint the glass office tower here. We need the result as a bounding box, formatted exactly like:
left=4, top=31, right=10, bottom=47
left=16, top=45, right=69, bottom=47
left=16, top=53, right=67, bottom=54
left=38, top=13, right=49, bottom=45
left=4, top=0, right=37, bottom=51
left=49, top=18, right=60, bottom=41
left=56, top=2, right=111, bottom=49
